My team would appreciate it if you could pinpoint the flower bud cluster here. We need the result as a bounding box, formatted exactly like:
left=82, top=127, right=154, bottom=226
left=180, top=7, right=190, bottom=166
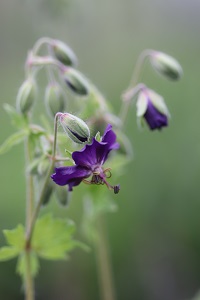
left=17, top=38, right=91, bottom=117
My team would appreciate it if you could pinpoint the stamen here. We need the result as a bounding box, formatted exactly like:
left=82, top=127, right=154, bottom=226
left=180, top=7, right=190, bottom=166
left=91, top=175, right=104, bottom=185
left=83, top=179, right=92, bottom=185
left=103, top=168, right=112, bottom=178
left=114, top=185, right=120, bottom=194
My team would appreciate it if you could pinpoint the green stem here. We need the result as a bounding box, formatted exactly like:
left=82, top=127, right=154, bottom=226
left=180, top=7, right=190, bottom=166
left=25, top=251, right=34, bottom=300
left=119, top=49, right=151, bottom=125
left=94, top=215, right=116, bottom=300
left=32, top=37, right=53, bottom=55
left=25, top=113, right=60, bottom=246
left=24, top=128, right=35, bottom=300
left=25, top=136, right=34, bottom=232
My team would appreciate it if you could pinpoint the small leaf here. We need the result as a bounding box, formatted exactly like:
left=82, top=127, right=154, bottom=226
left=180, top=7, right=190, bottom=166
left=3, top=224, right=25, bottom=251
left=71, top=240, right=90, bottom=253
left=0, top=246, right=19, bottom=261
left=3, top=103, right=28, bottom=128
left=17, top=252, right=40, bottom=279
left=0, top=130, right=28, bottom=155
left=95, top=131, right=101, bottom=142
left=27, top=155, right=44, bottom=175
left=32, top=214, right=77, bottom=260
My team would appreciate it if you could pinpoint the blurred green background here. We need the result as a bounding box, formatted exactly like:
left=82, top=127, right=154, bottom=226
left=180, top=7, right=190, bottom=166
left=0, top=0, right=200, bottom=299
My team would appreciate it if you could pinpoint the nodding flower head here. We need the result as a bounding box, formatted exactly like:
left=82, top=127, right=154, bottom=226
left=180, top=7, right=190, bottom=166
left=51, top=124, right=120, bottom=194
left=136, top=88, right=170, bottom=130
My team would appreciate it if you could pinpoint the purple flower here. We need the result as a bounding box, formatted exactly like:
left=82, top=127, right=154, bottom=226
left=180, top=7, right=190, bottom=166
left=136, top=88, right=169, bottom=130
left=51, top=124, right=120, bottom=193
left=144, top=99, right=168, bottom=130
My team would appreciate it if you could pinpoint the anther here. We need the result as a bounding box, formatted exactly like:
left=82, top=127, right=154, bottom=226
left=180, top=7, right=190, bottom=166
left=113, top=185, right=120, bottom=194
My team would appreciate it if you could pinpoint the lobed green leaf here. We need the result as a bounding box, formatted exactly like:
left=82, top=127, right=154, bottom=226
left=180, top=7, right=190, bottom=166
left=3, top=103, right=28, bottom=128
left=0, top=246, right=19, bottom=261
left=3, top=224, right=25, bottom=251
left=0, top=130, right=28, bottom=155
left=32, top=214, right=77, bottom=260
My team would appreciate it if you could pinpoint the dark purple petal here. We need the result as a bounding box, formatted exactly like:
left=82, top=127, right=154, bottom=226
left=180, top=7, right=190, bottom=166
left=51, top=165, right=91, bottom=191
left=144, top=99, right=168, bottom=130
left=72, top=124, right=119, bottom=167
left=102, top=124, right=119, bottom=150
left=72, top=139, right=107, bottom=167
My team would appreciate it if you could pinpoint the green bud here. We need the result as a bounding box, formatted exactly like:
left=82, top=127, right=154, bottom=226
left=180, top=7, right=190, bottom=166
left=58, top=112, right=90, bottom=144
left=41, top=180, right=54, bottom=206
left=45, top=83, right=65, bottom=117
left=16, top=78, right=36, bottom=114
left=37, top=158, right=50, bottom=176
left=51, top=39, right=78, bottom=67
left=150, top=51, right=183, bottom=80
left=62, top=68, right=90, bottom=96
left=55, top=185, right=70, bottom=206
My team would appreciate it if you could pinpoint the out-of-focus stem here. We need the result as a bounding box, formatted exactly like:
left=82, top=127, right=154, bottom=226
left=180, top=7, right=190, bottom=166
left=119, top=49, right=151, bottom=126
left=25, top=251, right=34, bottom=300
left=94, top=215, right=116, bottom=300
left=32, top=37, right=53, bottom=55
left=24, top=118, right=35, bottom=300
left=25, top=135, right=34, bottom=232
left=25, top=113, right=59, bottom=246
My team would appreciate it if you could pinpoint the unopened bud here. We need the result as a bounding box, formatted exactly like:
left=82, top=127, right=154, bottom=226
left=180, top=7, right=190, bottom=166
left=51, top=39, right=78, bottom=67
left=37, top=158, right=49, bottom=176
left=58, top=112, right=90, bottom=144
left=41, top=180, right=54, bottom=206
left=16, top=78, right=36, bottom=114
left=45, top=83, right=65, bottom=117
left=150, top=51, right=183, bottom=80
left=62, top=68, right=90, bottom=96
left=55, top=185, right=70, bottom=206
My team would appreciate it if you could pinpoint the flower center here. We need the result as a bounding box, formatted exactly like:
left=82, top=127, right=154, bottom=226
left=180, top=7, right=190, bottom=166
left=83, top=167, right=120, bottom=194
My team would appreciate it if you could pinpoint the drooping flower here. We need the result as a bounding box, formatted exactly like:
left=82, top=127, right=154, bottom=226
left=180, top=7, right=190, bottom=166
left=136, top=88, right=169, bottom=130
left=51, top=124, right=120, bottom=193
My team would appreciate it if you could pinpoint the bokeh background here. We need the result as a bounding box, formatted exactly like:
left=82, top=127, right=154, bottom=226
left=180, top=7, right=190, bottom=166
left=0, top=0, right=200, bottom=299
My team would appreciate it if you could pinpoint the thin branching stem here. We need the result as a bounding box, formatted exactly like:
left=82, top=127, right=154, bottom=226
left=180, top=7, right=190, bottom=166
left=32, top=37, right=53, bottom=55
left=119, top=49, right=152, bottom=125
left=25, top=113, right=60, bottom=246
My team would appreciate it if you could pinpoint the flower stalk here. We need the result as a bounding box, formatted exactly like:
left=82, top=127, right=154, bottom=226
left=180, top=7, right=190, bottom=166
left=24, top=117, right=35, bottom=300
left=119, top=49, right=151, bottom=125
left=25, top=113, right=59, bottom=247
left=94, top=215, right=116, bottom=300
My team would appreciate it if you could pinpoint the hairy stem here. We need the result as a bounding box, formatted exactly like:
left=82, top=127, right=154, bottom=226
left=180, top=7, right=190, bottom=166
left=24, top=128, right=35, bottom=300
left=25, top=113, right=59, bottom=246
left=32, top=37, right=53, bottom=55
left=94, top=215, right=116, bottom=300
left=25, top=136, right=34, bottom=232
left=25, top=251, right=34, bottom=300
